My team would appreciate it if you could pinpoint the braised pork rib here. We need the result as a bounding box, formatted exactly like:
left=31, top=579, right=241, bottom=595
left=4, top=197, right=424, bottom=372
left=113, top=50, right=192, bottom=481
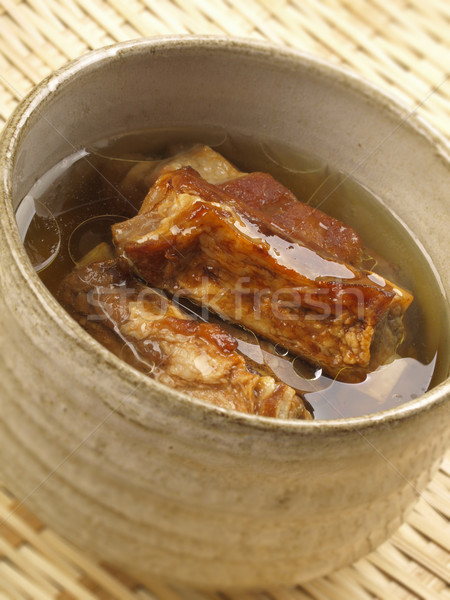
left=113, top=165, right=413, bottom=382
left=58, top=258, right=311, bottom=419
left=131, top=144, right=364, bottom=265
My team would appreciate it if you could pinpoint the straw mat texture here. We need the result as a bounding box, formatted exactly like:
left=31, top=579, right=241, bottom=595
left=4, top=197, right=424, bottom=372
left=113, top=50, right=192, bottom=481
left=0, top=0, right=450, bottom=134
left=0, top=1, right=449, bottom=599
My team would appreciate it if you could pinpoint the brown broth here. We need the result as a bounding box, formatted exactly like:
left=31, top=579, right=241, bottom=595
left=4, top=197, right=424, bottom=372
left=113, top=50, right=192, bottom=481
left=16, top=127, right=450, bottom=420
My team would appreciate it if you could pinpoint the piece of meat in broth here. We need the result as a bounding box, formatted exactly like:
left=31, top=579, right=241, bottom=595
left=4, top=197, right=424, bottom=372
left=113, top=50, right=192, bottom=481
left=219, top=171, right=363, bottom=266
left=128, top=145, right=364, bottom=266
left=112, top=166, right=413, bottom=382
left=58, top=259, right=311, bottom=420
left=110, top=144, right=242, bottom=212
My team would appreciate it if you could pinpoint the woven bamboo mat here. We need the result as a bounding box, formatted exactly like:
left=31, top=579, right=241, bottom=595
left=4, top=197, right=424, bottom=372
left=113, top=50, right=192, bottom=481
left=0, top=1, right=449, bottom=599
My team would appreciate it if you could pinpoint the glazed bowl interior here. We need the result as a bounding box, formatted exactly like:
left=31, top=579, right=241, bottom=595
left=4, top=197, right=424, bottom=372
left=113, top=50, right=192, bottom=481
left=8, top=36, right=450, bottom=415
left=0, top=36, right=449, bottom=588
left=7, top=35, right=450, bottom=396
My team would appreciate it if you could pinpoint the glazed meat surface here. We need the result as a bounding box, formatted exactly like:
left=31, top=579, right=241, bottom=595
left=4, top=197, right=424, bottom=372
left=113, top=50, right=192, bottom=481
left=58, top=258, right=311, bottom=419
left=129, top=145, right=364, bottom=265
left=219, top=171, right=363, bottom=266
left=113, top=166, right=413, bottom=382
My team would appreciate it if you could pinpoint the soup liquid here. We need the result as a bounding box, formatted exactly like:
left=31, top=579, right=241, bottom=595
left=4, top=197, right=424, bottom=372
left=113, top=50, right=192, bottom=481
left=16, top=127, right=450, bottom=420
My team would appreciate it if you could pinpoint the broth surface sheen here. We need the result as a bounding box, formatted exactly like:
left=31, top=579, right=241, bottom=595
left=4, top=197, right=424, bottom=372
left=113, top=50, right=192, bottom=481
left=16, top=128, right=449, bottom=420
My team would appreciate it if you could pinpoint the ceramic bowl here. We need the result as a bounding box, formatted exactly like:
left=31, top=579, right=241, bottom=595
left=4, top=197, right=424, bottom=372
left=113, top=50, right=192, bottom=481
left=0, top=36, right=449, bottom=589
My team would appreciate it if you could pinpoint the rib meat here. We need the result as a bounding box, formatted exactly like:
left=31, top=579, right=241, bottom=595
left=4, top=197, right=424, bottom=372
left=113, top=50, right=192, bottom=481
left=219, top=171, right=363, bottom=266
left=132, top=145, right=364, bottom=265
left=58, top=258, right=311, bottom=419
left=105, top=144, right=242, bottom=213
left=112, top=166, right=413, bottom=382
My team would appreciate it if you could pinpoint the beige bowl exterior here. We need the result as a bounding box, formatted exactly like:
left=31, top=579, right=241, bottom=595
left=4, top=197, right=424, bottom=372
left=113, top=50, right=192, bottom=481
left=0, top=36, right=449, bottom=588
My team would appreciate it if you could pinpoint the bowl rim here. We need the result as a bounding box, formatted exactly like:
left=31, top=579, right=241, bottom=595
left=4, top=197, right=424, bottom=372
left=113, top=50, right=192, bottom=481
left=0, top=33, right=449, bottom=434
